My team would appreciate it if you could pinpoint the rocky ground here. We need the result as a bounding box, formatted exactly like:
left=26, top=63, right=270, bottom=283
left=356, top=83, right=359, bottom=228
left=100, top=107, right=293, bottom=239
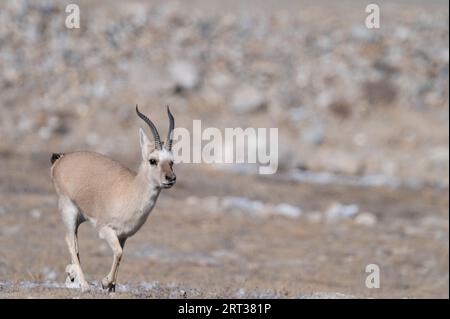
left=0, top=0, right=448, bottom=298
left=0, top=154, right=449, bottom=298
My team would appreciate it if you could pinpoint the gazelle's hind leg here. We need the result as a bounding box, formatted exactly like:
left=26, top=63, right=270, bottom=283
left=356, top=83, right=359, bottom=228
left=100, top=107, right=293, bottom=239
left=59, top=196, right=89, bottom=292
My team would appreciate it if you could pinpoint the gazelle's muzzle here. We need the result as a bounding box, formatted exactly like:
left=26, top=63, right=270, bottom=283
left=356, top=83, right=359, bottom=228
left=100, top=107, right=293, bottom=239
left=162, top=174, right=176, bottom=188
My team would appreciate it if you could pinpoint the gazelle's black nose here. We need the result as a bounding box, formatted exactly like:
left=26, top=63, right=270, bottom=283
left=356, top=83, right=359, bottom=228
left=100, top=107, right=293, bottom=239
left=166, top=175, right=176, bottom=183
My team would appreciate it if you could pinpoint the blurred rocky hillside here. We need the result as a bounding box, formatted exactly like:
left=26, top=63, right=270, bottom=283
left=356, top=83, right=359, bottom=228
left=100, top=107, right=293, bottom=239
left=0, top=0, right=448, bottom=185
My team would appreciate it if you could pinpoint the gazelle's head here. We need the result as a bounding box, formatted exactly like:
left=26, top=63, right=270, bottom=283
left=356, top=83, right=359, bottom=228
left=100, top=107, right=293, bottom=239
left=136, top=105, right=176, bottom=189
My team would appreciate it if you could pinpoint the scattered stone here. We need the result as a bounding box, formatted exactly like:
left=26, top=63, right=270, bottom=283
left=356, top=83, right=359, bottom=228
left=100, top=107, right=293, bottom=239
left=302, top=124, right=325, bottom=146
left=353, top=133, right=368, bottom=147
left=363, top=79, right=398, bottom=105
left=169, top=61, right=200, bottom=91
left=351, top=25, right=375, bottom=42
left=188, top=196, right=302, bottom=219
left=354, top=212, right=377, bottom=227
left=18, top=117, right=34, bottom=133
left=288, top=107, right=307, bottom=124
left=86, top=132, right=100, bottom=146
left=222, top=196, right=266, bottom=215
left=322, top=152, right=365, bottom=175
left=0, top=0, right=447, bottom=188
left=38, top=127, right=52, bottom=140
left=325, top=202, right=359, bottom=221
left=428, top=147, right=449, bottom=170
left=231, top=86, right=267, bottom=114
left=328, top=100, right=352, bottom=119
left=41, top=267, right=57, bottom=281
left=420, top=216, right=446, bottom=228
left=274, top=203, right=302, bottom=218
left=203, top=196, right=221, bottom=212
left=29, top=209, right=42, bottom=220
left=301, top=292, right=357, bottom=299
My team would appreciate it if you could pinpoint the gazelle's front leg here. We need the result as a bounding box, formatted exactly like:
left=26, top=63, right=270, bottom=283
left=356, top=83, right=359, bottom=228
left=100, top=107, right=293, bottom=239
left=99, top=226, right=126, bottom=292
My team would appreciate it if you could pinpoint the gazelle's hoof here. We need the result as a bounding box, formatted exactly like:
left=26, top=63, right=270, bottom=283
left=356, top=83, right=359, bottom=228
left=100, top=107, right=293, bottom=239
left=65, top=264, right=79, bottom=289
left=65, top=264, right=77, bottom=280
left=102, top=277, right=116, bottom=292
left=65, top=264, right=90, bottom=292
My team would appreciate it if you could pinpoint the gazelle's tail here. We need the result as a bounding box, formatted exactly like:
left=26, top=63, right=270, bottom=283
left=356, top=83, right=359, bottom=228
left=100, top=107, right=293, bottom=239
left=50, top=153, right=64, bottom=165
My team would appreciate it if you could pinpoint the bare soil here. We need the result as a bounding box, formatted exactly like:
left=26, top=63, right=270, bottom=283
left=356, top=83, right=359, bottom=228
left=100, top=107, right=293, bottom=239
left=0, top=153, right=448, bottom=298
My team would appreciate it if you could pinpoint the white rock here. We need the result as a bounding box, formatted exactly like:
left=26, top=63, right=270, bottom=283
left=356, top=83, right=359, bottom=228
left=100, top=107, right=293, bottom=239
left=38, top=126, right=52, bottom=140
left=420, top=216, right=445, bottom=228
left=86, top=132, right=100, bottom=146
left=221, top=196, right=265, bottom=214
left=351, top=25, right=375, bottom=42
left=169, top=61, right=200, bottom=90
left=235, top=288, right=246, bottom=298
left=353, top=132, right=368, bottom=147
left=288, top=107, right=307, bottom=123
left=41, top=267, right=57, bottom=281
left=324, top=151, right=364, bottom=175
left=29, top=209, right=42, bottom=219
left=231, top=86, right=266, bottom=114
left=18, top=117, right=33, bottom=132
left=429, top=147, right=449, bottom=169
left=354, top=212, right=377, bottom=227
left=325, top=202, right=359, bottom=221
left=204, top=196, right=220, bottom=212
left=274, top=203, right=302, bottom=218
left=301, top=292, right=356, bottom=299
left=302, top=124, right=325, bottom=146
left=210, top=72, right=233, bottom=89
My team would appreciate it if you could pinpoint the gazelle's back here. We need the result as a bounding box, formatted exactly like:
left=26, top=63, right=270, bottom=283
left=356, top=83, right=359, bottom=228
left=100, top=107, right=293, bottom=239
left=52, top=152, right=136, bottom=220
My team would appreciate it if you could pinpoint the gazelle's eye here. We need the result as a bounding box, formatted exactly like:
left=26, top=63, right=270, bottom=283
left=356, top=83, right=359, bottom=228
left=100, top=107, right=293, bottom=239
left=169, top=160, right=174, bottom=167
left=149, top=158, right=158, bottom=166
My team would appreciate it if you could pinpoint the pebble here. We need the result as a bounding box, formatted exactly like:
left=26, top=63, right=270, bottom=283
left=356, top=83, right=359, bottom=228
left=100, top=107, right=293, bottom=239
left=29, top=209, right=42, bottom=219
left=302, top=124, right=325, bottom=146
left=231, top=86, right=266, bottom=114
left=274, top=203, right=302, bottom=218
left=325, top=202, right=359, bottom=221
left=169, top=61, right=200, bottom=91
left=354, top=212, right=377, bottom=227
left=41, top=267, right=57, bottom=281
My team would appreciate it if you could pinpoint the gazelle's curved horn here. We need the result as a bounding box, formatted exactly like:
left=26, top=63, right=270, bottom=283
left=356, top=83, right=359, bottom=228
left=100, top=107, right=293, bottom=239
left=165, top=105, right=175, bottom=151
left=135, top=105, right=161, bottom=149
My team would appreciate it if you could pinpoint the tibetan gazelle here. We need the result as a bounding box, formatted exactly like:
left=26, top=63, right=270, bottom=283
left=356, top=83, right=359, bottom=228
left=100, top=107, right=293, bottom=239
left=51, top=105, right=176, bottom=292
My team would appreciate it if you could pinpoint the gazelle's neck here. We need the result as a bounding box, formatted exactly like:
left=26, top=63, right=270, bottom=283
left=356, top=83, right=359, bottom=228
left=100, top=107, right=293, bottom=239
left=134, top=164, right=161, bottom=212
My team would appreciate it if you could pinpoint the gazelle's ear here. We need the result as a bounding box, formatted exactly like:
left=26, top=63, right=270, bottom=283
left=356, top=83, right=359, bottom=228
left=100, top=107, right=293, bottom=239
left=139, top=128, right=152, bottom=160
